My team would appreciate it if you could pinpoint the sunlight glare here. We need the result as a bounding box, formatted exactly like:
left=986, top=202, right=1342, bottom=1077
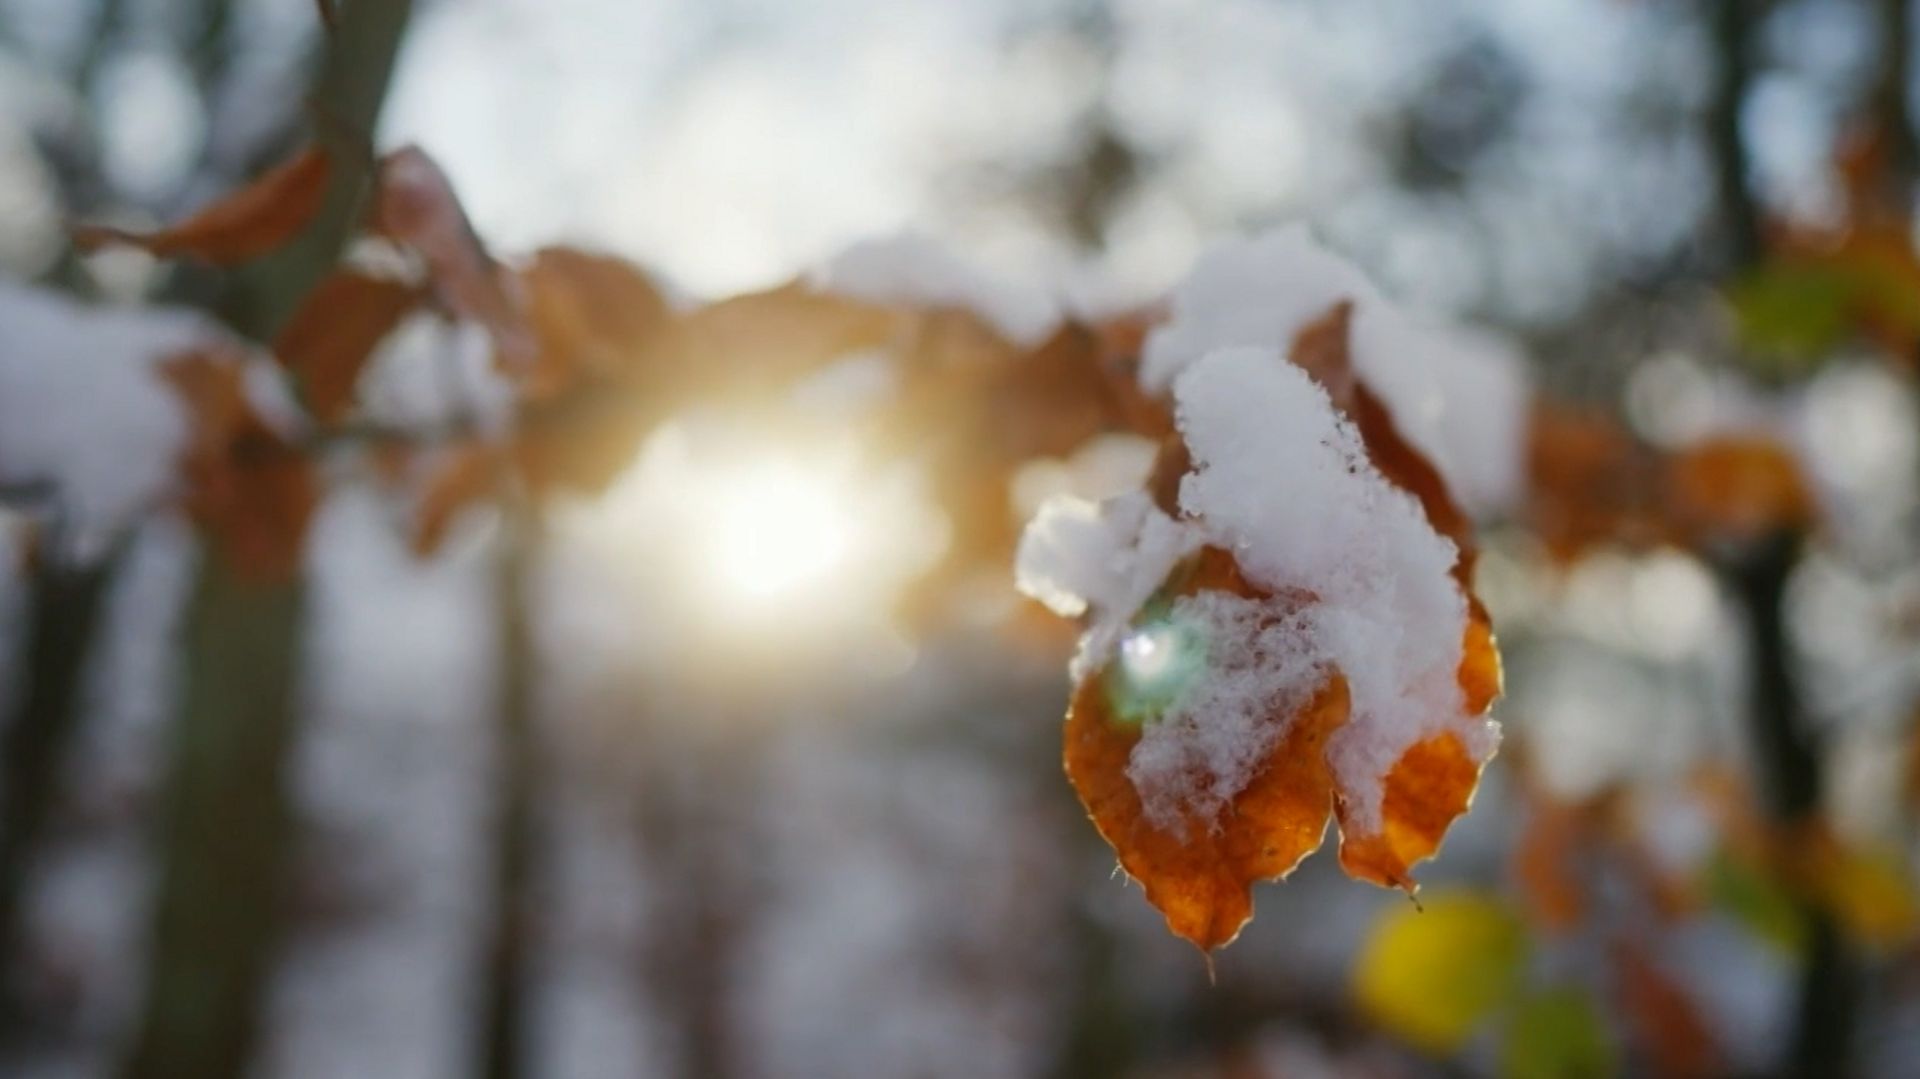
left=703, top=459, right=856, bottom=607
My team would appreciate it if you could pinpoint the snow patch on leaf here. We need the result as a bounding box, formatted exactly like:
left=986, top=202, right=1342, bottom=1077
left=1173, top=348, right=1476, bottom=830
left=1014, top=489, right=1200, bottom=678
left=1125, top=591, right=1326, bottom=832
left=1139, top=226, right=1375, bottom=392
left=1142, top=226, right=1529, bottom=515
left=1352, top=314, right=1529, bottom=516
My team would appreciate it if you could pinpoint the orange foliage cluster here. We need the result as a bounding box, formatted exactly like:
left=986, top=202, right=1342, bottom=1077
left=80, top=141, right=1509, bottom=954
left=1525, top=403, right=1816, bottom=561
left=80, top=143, right=1154, bottom=592
left=160, top=346, right=317, bottom=584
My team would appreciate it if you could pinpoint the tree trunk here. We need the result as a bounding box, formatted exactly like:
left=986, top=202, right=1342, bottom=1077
left=121, top=4, right=413, bottom=1077
left=1728, top=532, right=1855, bottom=1079
left=122, top=554, right=305, bottom=1079
left=0, top=551, right=119, bottom=1032
left=478, top=504, right=541, bottom=1079
left=1708, top=0, right=1761, bottom=271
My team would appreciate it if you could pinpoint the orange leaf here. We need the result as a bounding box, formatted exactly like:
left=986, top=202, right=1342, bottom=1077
left=649, top=282, right=906, bottom=399
left=1065, top=547, right=1348, bottom=951
left=73, top=147, right=331, bottom=264
left=518, top=246, right=670, bottom=399
left=411, top=443, right=499, bottom=556
left=1284, top=303, right=1501, bottom=892
left=1614, top=941, right=1720, bottom=1079
left=1511, top=796, right=1591, bottom=932
left=1070, top=668, right=1348, bottom=952
left=1337, top=731, right=1484, bottom=891
left=1524, top=402, right=1664, bottom=560
left=161, top=350, right=316, bottom=583
left=1663, top=435, right=1813, bottom=544
left=373, top=146, right=530, bottom=362
left=273, top=271, right=425, bottom=423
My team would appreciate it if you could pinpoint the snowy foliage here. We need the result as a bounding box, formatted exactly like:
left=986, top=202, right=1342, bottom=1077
left=1021, top=224, right=1515, bottom=838
left=1141, top=227, right=1529, bottom=516
left=1020, top=344, right=1493, bottom=833
left=0, top=284, right=214, bottom=557
left=1015, top=489, right=1199, bottom=676
left=1174, top=349, right=1483, bottom=830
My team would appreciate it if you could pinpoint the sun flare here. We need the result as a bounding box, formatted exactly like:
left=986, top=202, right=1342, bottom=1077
left=700, top=458, right=859, bottom=608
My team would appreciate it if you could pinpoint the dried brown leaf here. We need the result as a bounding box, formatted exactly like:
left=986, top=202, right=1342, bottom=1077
left=73, top=147, right=331, bottom=264
left=161, top=349, right=316, bottom=583
left=274, top=271, right=425, bottom=423
left=373, top=146, right=530, bottom=361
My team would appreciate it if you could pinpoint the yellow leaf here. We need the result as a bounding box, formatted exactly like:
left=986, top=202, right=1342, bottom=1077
left=1816, top=843, right=1920, bottom=949
left=1353, top=890, right=1527, bottom=1055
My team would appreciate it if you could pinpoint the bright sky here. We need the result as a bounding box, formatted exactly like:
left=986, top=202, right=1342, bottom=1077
left=378, top=0, right=1797, bottom=323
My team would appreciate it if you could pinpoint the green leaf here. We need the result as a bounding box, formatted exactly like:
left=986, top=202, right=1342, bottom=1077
left=1726, top=261, right=1853, bottom=367
left=1501, top=986, right=1616, bottom=1079
left=1704, top=849, right=1807, bottom=957
left=1352, top=890, right=1527, bottom=1054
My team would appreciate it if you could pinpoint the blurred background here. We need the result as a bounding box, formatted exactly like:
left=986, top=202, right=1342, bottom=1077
left=1, top=0, right=1919, bottom=1076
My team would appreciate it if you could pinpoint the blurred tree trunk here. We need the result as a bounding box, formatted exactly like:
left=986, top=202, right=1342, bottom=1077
left=1873, top=0, right=1916, bottom=192
left=479, top=502, right=542, bottom=1079
left=638, top=739, right=752, bottom=1079
left=1046, top=894, right=1137, bottom=1079
left=0, top=547, right=120, bottom=1031
left=1707, top=3, right=1858, bottom=1073
left=1708, top=0, right=1761, bottom=271
left=1729, top=532, right=1856, bottom=1079
left=122, top=556, right=305, bottom=1079
left=121, top=3, right=412, bottom=1077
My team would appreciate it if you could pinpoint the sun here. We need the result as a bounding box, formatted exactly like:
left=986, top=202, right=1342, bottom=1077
left=580, top=418, right=950, bottom=671
left=699, top=457, right=858, bottom=609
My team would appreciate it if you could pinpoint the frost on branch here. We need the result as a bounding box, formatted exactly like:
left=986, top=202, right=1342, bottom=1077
left=1019, top=236, right=1504, bottom=952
